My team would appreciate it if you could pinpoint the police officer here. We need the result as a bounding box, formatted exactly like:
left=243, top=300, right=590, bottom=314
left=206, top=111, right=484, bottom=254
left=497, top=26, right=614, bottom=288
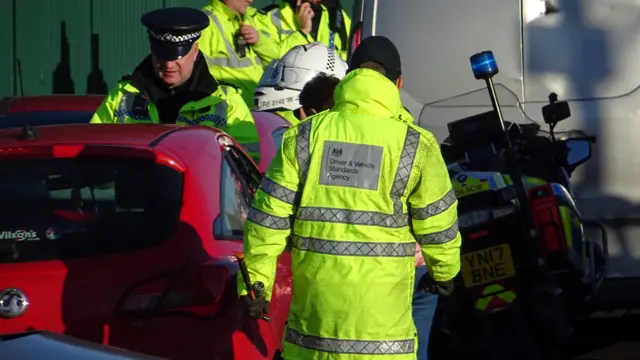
left=198, top=0, right=280, bottom=108
left=253, top=42, right=347, bottom=125
left=349, top=35, right=457, bottom=360
left=255, top=0, right=351, bottom=61
left=239, top=35, right=461, bottom=360
left=90, top=7, right=261, bottom=162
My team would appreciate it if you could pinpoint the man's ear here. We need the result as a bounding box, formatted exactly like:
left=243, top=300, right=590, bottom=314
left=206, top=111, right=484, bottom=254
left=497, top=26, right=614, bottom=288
left=310, top=108, right=318, bottom=115
left=299, top=107, right=308, bottom=120
left=395, top=75, right=404, bottom=90
left=191, top=42, right=200, bottom=59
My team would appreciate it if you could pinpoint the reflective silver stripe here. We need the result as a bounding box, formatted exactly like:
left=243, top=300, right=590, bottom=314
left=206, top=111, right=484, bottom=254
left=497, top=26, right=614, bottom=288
left=114, top=90, right=148, bottom=123
left=259, top=177, right=297, bottom=204
left=260, top=29, right=271, bottom=38
left=391, top=128, right=420, bottom=213
left=411, top=188, right=457, bottom=220
left=297, top=207, right=408, bottom=227
left=177, top=101, right=228, bottom=127
left=203, top=10, right=261, bottom=69
left=240, top=142, right=261, bottom=154
left=203, top=53, right=262, bottom=68
left=247, top=206, right=291, bottom=230
left=296, top=128, right=420, bottom=228
left=416, top=223, right=459, bottom=245
left=292, top=235, right=415, bottom=257
left=296, top=120, right=312, bottom=185
left=271, top=9, right=295, bottom=36
left=285, top=328, right=414, bottom=355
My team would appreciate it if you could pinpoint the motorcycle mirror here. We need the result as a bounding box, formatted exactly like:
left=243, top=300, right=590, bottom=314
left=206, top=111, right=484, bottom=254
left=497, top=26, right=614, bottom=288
left=566, top=138, right=592, bottom=167
left=542, top=92, right=571, bottom=125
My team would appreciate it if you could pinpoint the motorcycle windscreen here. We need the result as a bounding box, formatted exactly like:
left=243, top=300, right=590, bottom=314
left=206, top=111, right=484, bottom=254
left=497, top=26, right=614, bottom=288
left=416, top=84, right=541, bottom=142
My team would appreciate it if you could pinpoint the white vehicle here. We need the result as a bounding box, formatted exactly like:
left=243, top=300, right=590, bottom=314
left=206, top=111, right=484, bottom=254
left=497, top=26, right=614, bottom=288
left=349, top=0, right=640, bottom=307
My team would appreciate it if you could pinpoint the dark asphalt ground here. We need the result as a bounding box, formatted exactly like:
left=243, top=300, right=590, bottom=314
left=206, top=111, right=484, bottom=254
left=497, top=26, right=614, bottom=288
left=565, top=312, right=640, bottom=360
left=429, top=310, right=640, bottom=359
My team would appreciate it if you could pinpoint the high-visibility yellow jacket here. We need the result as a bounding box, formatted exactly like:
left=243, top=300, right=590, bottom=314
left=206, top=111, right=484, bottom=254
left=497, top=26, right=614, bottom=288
left=90, top=76, right=261, bottom=162
left=275, top=109, right=300, bottom=125
left=199, top=1, right=280, bottom=107
left=254, top=3, right=351, bottom=61
left=399, top=107, right=414, bottom=125
left=239, top=68, right=461, bottom=359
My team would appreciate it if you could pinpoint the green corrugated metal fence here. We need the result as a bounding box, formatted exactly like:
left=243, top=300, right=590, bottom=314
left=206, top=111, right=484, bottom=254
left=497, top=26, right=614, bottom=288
left=0, top=0, right=354, bottom=97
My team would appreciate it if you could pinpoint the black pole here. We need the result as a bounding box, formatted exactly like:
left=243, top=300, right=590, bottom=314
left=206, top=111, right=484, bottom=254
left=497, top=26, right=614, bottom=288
left=12, top=0, right=17, bottom=96
left=484, top=77, right=541, bottom=263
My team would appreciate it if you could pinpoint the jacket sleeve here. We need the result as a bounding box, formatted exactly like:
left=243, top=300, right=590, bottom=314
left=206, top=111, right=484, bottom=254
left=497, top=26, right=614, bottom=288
left=89, top=85, right=122, bottom=124
left=238, top=126, right=301, bottom=300
left=248, top=14, right=281, bottom=66
left=408, top=131, right=461, bottom=282
left=198, top=9, right=222, bottom=69
left=336, top=9, right=352, bottom=61
left=277, top=30, right=314, bottom=57
left=222, top=86, right=261, bottom=163
left=253, top=9, right=313, bottom=58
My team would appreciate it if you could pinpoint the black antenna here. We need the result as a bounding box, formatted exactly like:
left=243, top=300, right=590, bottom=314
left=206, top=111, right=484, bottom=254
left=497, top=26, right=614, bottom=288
left=15, top=59, right=38, bottom=140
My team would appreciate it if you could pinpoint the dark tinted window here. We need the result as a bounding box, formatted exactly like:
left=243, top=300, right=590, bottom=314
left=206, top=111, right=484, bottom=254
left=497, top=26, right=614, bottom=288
left=215, top=159, right=249, bottom=240
left=0, top=111, right=94, bottom=128
left=0, top=158, right=183, bottom=263
left=213, top=146, right=262, bottom=240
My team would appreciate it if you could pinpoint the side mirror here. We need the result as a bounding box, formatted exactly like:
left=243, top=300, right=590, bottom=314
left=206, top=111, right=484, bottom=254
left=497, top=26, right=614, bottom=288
left=542, top=92, right=571, bottom=125
left=566, top=138, right=592, bottom=167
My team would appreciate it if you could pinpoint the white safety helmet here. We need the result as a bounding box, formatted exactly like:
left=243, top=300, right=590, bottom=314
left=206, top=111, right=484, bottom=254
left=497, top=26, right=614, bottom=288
left=253, top=42, right=349, bottom=112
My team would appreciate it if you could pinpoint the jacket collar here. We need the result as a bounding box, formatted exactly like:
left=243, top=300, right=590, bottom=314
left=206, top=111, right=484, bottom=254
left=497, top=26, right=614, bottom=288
left=333, top=69, right=402, bottom=118
left=213, top=0, right=240, bottom=21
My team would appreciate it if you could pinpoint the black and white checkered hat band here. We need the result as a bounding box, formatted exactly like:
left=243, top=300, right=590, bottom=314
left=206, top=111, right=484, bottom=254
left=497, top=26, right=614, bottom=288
left=148, top=29, right=201, bottom=43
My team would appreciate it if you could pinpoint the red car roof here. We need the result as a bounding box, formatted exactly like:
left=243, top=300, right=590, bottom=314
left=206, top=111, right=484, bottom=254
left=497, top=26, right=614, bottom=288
left=0, top=124, right=189, bottom=148
left=0, top=95, right=104, bottom=114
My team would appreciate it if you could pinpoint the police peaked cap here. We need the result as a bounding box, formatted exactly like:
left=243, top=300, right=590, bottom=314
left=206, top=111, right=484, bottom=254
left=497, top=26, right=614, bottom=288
left=141, top=7, right=210, bottom=61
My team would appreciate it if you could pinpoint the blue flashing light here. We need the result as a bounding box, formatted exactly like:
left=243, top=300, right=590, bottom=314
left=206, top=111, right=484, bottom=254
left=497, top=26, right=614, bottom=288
left=470, top=51, right=499, bottom=80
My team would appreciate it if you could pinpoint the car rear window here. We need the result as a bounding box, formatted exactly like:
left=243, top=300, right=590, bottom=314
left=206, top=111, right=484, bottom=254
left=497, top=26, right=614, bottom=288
left=0, top=157, right=183, bottom=263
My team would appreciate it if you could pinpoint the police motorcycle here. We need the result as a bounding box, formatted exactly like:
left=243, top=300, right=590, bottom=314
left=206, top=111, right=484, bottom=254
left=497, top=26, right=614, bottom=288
left=434, top=52, right=609, bottom=360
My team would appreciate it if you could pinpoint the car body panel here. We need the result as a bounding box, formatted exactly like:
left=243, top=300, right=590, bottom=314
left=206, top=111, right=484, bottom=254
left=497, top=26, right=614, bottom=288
left=0, top=331, right=166, bottom=360
left=0, top=124, right=291, bottom=359
left=251, top=111, right=291, bottom=172
left=0, top=96, right=285, bottom=173
left=351, top=0, right=640, bottom=284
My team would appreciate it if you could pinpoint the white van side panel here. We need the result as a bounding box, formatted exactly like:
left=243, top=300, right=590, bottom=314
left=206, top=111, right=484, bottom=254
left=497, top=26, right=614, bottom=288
left=372, top=0, right=524, bottom=105
left=356, top=0, right=640, bottom=279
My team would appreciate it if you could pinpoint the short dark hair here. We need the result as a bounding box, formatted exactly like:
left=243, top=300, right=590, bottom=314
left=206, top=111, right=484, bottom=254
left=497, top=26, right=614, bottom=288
left=299, top=73, right=341, bottom=114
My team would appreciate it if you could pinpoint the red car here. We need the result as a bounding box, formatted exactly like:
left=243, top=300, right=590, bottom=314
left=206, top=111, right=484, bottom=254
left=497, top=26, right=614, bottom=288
left=250, top=111, right=290, bottom=172
left=0, top=96, right=290, bottom=173
left=0, top=123, right=292, bottom=360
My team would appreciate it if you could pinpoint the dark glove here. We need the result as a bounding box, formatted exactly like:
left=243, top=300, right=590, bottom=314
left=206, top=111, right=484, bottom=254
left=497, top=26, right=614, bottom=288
left=240, top=295, right=270, bottom=319
left=418, top=273, right=455, bottom=297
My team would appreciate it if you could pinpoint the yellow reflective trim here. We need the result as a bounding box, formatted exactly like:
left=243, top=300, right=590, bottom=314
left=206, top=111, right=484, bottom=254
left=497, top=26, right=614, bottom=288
left=498, top=290, right=517, bottom=303
left=559, top=206, right=573, bottom=249
left=503, top=175, right=547, bottom=186
left=475, top=295, right=492, bottom=311
left=475, top=283, right=517, bottom=311
left=482, top=284, right=504, bottom=295
left=452, top=175, right=491, bottom=198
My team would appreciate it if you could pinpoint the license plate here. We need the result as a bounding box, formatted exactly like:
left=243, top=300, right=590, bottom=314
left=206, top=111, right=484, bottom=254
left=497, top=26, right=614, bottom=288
left=461, top=243, right=516, bottom=288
